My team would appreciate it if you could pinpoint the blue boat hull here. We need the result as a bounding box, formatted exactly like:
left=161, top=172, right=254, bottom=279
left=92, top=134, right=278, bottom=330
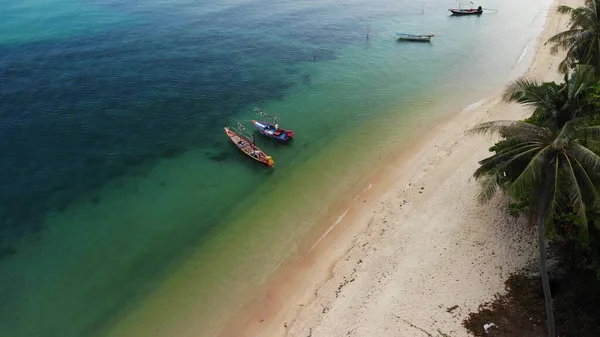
left=251, top=120, right=294, bottom=143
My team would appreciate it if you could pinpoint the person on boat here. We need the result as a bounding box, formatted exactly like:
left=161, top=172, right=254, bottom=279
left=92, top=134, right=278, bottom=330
left=263, top=124, right=276, bottom=135
left=477, top=6, right=482, bottom=12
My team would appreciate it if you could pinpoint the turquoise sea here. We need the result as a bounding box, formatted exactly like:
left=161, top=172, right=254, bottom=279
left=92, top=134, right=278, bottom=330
left=0, top=0, right=552, bottom=335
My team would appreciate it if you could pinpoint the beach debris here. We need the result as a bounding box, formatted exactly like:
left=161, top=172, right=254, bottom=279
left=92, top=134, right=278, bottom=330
left=437, top=330, right=451, bottom=337
left=392, top=314, right=434, bottom=336
left=446, top=305, right=459, bottom=313
left=483, top=322, right=497, bottom=333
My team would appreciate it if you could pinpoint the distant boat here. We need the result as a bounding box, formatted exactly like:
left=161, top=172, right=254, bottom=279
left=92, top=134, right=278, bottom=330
left=251, top=120, right=294, bottom=143
left=449, top=6, right=483, bottom=15
left=224, top=127, right=275, bottom=167
left=396, top=33, right=434, bottom=42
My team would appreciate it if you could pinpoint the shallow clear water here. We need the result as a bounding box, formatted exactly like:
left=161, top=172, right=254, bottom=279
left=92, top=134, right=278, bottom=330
left=0, top=0, right=552, bottom=335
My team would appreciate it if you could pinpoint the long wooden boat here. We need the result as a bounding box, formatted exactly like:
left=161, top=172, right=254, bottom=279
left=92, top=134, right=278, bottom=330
left=224, top=127, right=274, bottom=167
left=449, top=7, right=483, bottom=15
left=396, top=33, right=434, bottom=42
left=251, top=120, right=294, bottom=143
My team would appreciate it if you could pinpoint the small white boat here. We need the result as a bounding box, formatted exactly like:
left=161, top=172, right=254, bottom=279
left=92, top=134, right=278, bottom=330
left=395, top=33, right=434, bottom=42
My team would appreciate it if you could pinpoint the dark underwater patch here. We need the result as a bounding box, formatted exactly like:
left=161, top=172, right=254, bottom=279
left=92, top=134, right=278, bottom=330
left=0, top=0, right=352, bottom=257
left=0, top=246, right=17, bottom=262
left=302, top=73, right=312, bottom=85
left=207, top=152, right=229, bottom=162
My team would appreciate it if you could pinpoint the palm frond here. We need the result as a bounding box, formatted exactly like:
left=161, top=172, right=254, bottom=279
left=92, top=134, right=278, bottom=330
left=567, top=142, right=600, bottom=173
left=508, top=145, right=552, bottom=197
left=571, top=156, right=600, bottom=212
left=477, top=173, right=502, bottom=204
left=479, top=142, right=543, bottom=166
left=554, top=120, right=580, bottom=149
left=468, top=120, right=548, bottom=141
left=556, top=5, right=576, bottom=15
left=574, top=29, right=595, bottom=48
left=580, top=126, right=600, bottom=139
left=502, top=77, right=547, bottom=104
left=583, top=139, right=600, bottom=153
left=569, top=65, right=596, bottom=97
left=546, top=28, right=582, bottom=51
left=567, top=7, right=596, bottom=29
left=562, top=154, right=589, bottom=242
left=475, top=144, right=544, bottom=183
left=558, top=60, right=572, bottom=75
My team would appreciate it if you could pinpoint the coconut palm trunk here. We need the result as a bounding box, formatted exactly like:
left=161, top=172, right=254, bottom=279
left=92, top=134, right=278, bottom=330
left=535, top=180, right=556, bottom=337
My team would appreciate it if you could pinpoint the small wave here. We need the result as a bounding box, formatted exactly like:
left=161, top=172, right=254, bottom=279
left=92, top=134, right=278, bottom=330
left=462, top=100, right=485, bottom=112
left=334, top=209, right=349, bottom=225
left=363, top=183, right=373, bottom=193
left=516, top=44, right=529, bottom=64
left=310, top=208, right=350, bottom=252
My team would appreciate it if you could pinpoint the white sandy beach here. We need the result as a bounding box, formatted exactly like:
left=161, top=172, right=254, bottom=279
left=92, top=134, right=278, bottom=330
left=221, top=0, right=582, bottom=336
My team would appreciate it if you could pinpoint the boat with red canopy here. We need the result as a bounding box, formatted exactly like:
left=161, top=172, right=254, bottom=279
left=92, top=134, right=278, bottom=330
left=252, top=107, right=294, bottom=143
left=251, top=120, right=294, bottom=143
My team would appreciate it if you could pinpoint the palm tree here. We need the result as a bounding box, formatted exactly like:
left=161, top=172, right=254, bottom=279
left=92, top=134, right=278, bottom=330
left=470, top=111, right=600, bottom=336
left=502, top=65, right=597, bottom=129
left=546, top=0, right=600, bottom=75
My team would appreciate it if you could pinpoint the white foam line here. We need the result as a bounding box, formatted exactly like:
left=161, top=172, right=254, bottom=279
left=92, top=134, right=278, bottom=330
left=516, top=44, right=529, bottom=64
left=462, top=99, right=485, bottom=112
left=310, top=208, right=350, bottom=252
left=363, top=183, right=373, bottom=193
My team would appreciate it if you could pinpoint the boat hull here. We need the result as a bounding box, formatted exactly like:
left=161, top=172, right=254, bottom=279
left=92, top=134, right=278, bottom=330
left=251, top=120, right=294, bottom=143
left=397, top=36, right=432, bottom=42
left=224, top=127, right=274, bottom=167
left=396, top=33, right=433, bottom=42
left=449, top=9, right=483, bottom=15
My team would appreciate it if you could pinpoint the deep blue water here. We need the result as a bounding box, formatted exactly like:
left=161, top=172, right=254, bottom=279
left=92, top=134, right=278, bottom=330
left=0, top=0, right=363, bottom=250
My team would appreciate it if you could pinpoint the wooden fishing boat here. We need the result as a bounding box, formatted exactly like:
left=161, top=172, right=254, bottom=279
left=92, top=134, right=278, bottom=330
left=396, top=33, right=434, bottom=42
left=224, top=127, right=274, bottom=167
left=449, top=6, right=483, bottom=15
left=251, top=120, right=294, bottom=143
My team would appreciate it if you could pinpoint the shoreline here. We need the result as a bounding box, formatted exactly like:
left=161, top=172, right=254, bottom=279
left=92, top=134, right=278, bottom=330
left=0, top=1, right=573, bottom=336
left=221, top=0, right=578, bottom=336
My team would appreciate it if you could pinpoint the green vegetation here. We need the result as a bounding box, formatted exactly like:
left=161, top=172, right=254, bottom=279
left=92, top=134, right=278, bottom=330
left=470, top=2, right=600, bottom=335
left=547, top=0, right=600, bottom=75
